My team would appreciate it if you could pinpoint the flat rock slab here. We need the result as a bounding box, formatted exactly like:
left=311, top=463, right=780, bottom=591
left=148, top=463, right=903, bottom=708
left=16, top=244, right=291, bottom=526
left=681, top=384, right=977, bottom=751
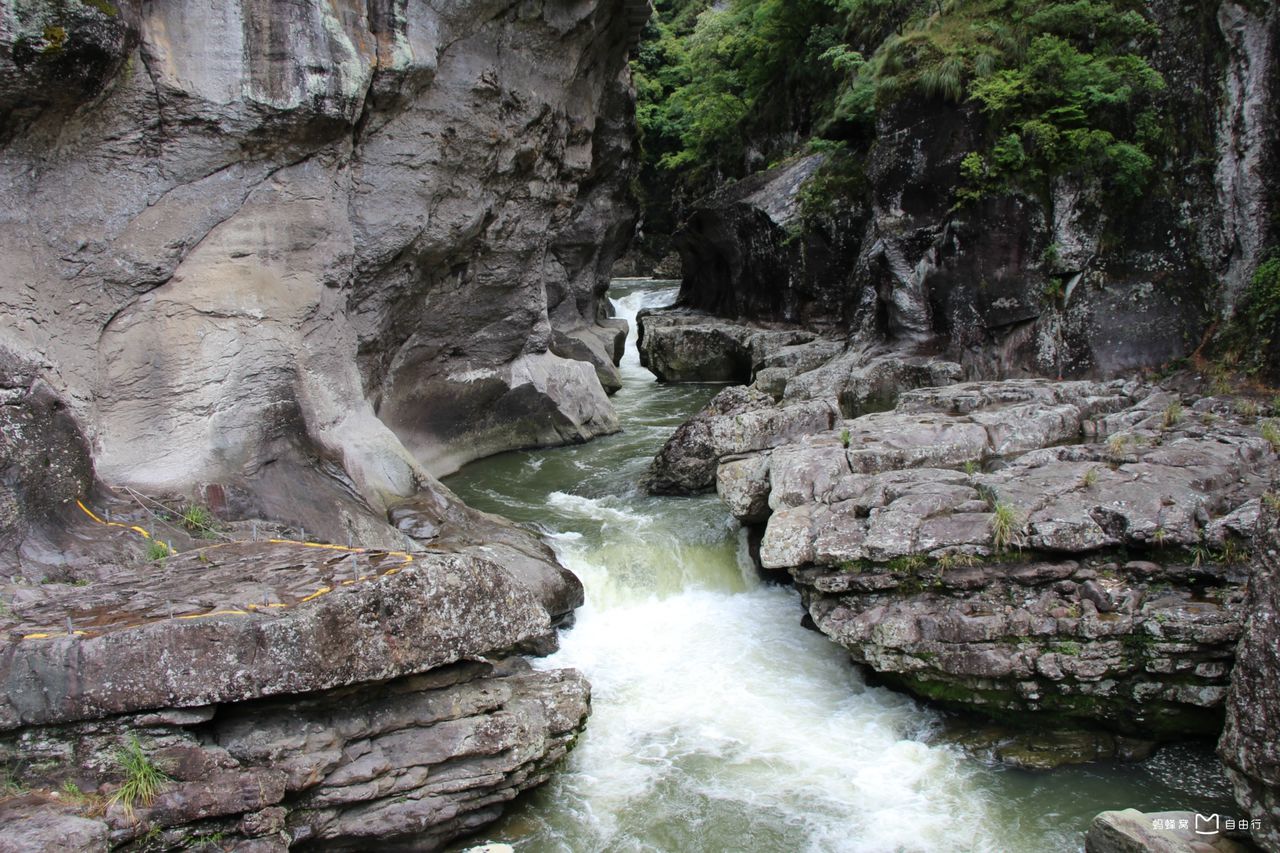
left=0, top=542, right=554, bottom=728
left=676, top=376, right=1279, bottom=740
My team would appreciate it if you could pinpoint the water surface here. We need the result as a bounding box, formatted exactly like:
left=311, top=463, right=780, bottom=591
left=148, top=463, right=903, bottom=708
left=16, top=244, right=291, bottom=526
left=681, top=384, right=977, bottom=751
left=445, top=279, right=1234, bottom=853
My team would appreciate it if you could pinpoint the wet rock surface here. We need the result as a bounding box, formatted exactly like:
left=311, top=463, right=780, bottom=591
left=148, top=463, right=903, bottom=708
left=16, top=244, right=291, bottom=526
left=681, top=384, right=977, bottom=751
left=1220, top=504, right=1280, bottom=852
left=659, top=376, right=1279, bottom=743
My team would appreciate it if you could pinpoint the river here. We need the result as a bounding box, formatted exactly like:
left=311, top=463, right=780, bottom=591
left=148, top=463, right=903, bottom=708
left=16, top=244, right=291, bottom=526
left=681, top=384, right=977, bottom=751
left=444, top=279, right=1235, bottom=853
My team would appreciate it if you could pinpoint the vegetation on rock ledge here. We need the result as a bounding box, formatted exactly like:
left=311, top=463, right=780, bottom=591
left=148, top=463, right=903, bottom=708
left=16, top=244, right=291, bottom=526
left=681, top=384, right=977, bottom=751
left=635, top=0, right=1169, bottom=213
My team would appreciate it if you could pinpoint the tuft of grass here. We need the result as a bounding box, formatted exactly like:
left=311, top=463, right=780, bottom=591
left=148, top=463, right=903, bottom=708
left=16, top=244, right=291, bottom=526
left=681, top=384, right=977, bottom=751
left=990, top=502, right=1023, bottom=553
left=1261, top=419, right=1280, bottom=451
left=1107, top=432, right=1147, bottom=461
left=1220, top=537, right=1248, bottom=566
left=963, top=460, right=980, bottom=475
left=937, top=551, right=983, bottom=570
left=1162, top=400, right=1183, bottom=429
left=1263, top=491, right=1280, bottom=513
left=1236, top=399, right=1260, bottom=421
left=145, top=540, right=172, bottom=562
left=1079, top=466, right=1099, bottom=488
left=839, top=427, right=851, bottom=448
left=180, top=505, right=217, bottom=538
left=887, top=554, right=927, bottom=573
left=1, top=765, right=27, bottom=797
left=109, top=736, right=169, bottom=816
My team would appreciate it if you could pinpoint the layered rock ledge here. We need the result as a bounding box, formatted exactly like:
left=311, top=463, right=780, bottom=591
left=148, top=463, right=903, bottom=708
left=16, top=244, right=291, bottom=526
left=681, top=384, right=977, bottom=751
left=1220, top=504, right=1280, bottom=851
left=0, top=538, right=590, bottom=850
left=651, top=368, right=1278, bottom=759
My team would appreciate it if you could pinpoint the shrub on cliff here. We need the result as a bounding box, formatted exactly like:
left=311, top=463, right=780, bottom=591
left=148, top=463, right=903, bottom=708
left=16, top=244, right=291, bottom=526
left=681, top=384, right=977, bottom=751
left=636, top=0, right=1168, bottom=207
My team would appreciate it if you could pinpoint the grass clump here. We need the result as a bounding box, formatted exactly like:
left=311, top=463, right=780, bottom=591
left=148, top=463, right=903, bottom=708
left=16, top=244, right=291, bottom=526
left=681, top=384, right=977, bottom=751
left=990, top=501, right=1023, bottom=553
left=839, top=427, right=851, bottom=448
left=1261, top=419, right=1280, bottom=451
left=1161, top=400, right=1183, bottom=429
left=180, top=504, right=218, bottom=538
left=144, top=540, right=172, bottom=562
left=109, top=736, right=169, bottom=816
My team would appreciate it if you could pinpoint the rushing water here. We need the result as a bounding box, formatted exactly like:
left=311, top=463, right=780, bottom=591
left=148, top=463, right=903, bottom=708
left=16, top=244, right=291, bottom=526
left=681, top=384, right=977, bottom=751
left=444, top=279, right=1235, bottom=853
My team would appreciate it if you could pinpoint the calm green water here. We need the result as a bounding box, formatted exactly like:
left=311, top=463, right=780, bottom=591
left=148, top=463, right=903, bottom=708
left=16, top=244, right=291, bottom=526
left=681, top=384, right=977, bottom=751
left=444, top=279, right=1235, bottom=853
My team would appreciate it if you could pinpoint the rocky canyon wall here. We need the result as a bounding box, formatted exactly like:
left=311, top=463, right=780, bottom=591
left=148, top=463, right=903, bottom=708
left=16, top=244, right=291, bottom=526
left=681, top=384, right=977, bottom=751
left=0, top=0, right=647, bottom=559
left=664, top=0, right=1280, bottom=380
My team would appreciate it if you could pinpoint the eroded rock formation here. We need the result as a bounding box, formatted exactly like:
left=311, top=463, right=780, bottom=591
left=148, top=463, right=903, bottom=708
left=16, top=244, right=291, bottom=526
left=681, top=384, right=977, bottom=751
left=0, top=0, right=654, bottom=846
left=1, top=0, right=646, bottom=554
left=0, top=540, right=591, bottom=850
left=652, top=371, right=1276, bottom=759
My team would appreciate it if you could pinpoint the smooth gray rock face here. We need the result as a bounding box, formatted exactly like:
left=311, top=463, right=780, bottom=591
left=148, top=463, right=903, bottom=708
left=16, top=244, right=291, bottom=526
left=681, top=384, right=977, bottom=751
left=0, top=0, right=644, bottom=554
left=1220, top=505, right=1280, bottom=853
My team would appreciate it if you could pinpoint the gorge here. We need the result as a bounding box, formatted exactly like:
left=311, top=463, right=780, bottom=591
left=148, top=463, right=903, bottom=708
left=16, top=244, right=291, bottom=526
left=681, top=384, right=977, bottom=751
left=1, top=0, right=1279, bottom=851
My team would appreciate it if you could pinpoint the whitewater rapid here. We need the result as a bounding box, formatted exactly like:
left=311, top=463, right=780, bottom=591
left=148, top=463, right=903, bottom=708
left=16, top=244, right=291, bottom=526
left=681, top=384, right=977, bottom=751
left=445, top=280, right=1232, bottom=853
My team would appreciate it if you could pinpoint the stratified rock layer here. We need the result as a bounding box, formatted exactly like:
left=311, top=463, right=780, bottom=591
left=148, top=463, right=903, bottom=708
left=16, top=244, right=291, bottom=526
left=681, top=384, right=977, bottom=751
left=0, top=659, right=589, bottom=852
left=656, top=376, right=1277, bottom=742
left=0, top=540, right=592, bottom=850
left=1220, top=505, right=1280, bottom=852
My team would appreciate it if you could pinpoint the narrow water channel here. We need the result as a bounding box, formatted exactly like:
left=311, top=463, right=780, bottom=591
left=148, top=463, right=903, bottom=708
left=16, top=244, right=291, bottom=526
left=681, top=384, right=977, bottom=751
left=445, top=279, right=1235, bottom=853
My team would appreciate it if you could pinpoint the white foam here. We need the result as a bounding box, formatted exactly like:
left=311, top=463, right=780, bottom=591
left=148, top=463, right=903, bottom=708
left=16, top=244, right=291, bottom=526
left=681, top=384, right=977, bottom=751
left=546, top=491, right=651, bottom=526
left=521, top=540, right=1005, bottom=852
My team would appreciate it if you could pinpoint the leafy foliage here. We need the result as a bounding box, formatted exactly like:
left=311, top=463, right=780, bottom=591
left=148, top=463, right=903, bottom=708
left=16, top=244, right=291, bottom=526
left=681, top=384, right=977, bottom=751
left=635, top=0, right=1168, bottom=207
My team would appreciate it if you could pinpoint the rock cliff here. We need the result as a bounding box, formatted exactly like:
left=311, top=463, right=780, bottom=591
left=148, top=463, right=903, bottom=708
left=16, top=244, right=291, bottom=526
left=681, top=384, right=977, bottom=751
left=1, top=0, right=646, bottom=554
left=1221, top=503, right=1280, bottom=851
left=657, top=1, right=1280, bottom=379
left=0, top=0, right=653, bottom=847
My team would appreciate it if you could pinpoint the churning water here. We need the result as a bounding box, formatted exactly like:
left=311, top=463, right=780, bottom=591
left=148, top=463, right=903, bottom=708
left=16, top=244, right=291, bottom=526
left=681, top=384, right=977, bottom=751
left=445, top=280, right=1233, bottom=853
